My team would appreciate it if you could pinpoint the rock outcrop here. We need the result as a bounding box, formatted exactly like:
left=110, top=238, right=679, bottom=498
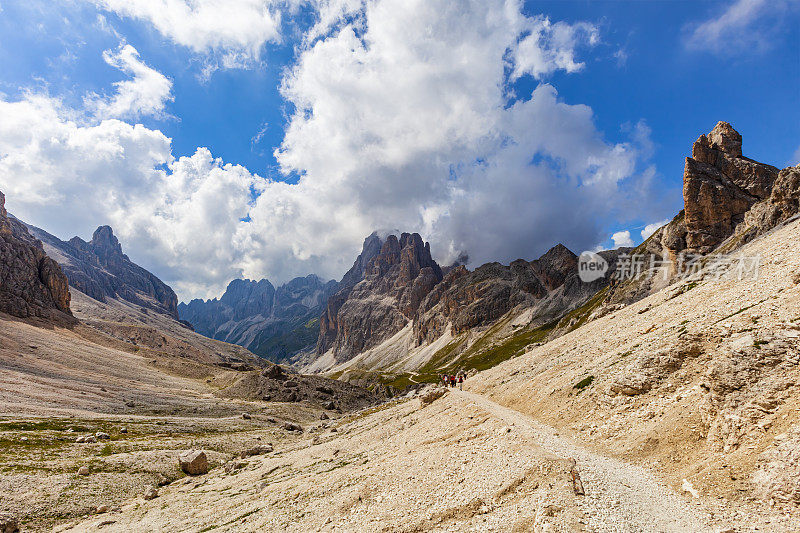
left=680, top=122, right=779, bottom=254
left=26, top=223, right=179, bottom=318
left=740, top=165, right=800, bottom=241
left=0, top=190, right=72, bottom=319
left=179, top=275, right=338, bottom=363
left=319, top=232, right=443, bottom=362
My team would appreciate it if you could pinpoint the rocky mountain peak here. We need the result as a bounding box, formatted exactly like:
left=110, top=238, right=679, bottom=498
left=531, top=243, right=578, bottom=291
left=90, top=225, right=125, bottom=258
left=317, top=231, right=443, bottom=361
left=703, top=121, right=742, bottom=157
left=26, top=222, right=179, bottom=318
left=0, top=191, right=9, bottom=234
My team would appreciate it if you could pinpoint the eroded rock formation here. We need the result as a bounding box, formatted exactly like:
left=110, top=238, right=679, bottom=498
left=319, top=232, right=443, bottom=362
left=0, top=190, right=71, bottom=319
left=681, top=121, right=779, bottom=253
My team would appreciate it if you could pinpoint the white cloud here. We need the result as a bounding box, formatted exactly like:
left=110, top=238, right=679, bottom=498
left=85, top=44, right=173, bottom=120
left=91, top=0, right=290, bottom=64
left=0, top=92, right=259, bottom=299
left=1, top=0, right=660, bottom=301
left=684, top=0, right=797, bottom=54
left=512, top=17, right=599, bottom=80
left=641, top=219, right=669, bottom=241
left=611, top=230, right=634, bottom=249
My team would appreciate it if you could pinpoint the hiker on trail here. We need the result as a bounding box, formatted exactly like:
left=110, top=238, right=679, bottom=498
left=441, top=374, right=448, bottom=388
left=458, top=374, right=464, bottom=390
left=450, top=375, right=456, bottom=388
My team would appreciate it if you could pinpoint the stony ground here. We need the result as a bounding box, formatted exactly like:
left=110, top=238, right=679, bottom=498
left=56, top=387, right=719, bottom=533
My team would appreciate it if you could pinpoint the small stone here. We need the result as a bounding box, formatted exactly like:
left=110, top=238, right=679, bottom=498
left=241, top=413, right=252, bottom=420
left=85, top=436, right=97, bottom=443
left=120, top=427, right=128, bottom=434
left=20, top=437, right=28, bottom=442
left=224, top=460, right=248, bottom=473
left=142, top=485, right=158, bottom=500
left=0, top=512, right=19, bottom=533
left=282, top=422, right=303, bottom=432
left=95, top=432, right=110, bottom=440
left=95, top=505, right=110, bottom=514
left=75, top=436, right=85, bottom=443
left=320, top=412, right=329, bottom=420
left=78, top=466, right=90, bottom=476
left=125, top=401, right=135, bottom=408
left=179, top=450, right=209, bottom=475
left=241, top=444, right=273, bottom=457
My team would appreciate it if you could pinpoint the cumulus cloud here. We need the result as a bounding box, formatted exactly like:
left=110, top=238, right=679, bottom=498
left=684, top=0, right=797, bottom=54
left=512, top=18, right=599, bottom=80
left=91, top=0, right=290, bottom=65
left=274, top=0, right=652, bottom=268
left=85, top=44, right=173, bottom=119
left=641, top=219, right=669, bottom=241
left=611, top=230, right=634, bottom=249
left=2, top=0, right=660, bottom=301
left=0, top=92, right=259, bottom=298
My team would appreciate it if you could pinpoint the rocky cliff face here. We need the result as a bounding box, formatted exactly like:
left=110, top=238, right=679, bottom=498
left=0, top=190, right=72, bottom=319
left=319, top=232, right=443, bottom=363
left=413, top=245, right=577, bottom=345
left=317, top=233, right=384, bottom=355
left=680, top=121, right=779, bottom=254
left=27, top=223, right=179, bottom=318
left=179, top=275, right=338, bottom=363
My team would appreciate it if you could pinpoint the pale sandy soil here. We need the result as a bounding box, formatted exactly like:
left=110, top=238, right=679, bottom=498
left=61, top=388, right=716, bottom=533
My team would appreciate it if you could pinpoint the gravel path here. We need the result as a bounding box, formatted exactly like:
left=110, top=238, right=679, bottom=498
left=458, top=390, right=714, bottom=533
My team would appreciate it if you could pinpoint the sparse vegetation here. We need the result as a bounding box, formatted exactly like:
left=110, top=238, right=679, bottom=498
left=573, top=376, right=595, bottom=390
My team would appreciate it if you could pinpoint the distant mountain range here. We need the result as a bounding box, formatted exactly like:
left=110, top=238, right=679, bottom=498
left=2, top=121, right=797, bottom=388
left=178, top=276, right=338, bottom=364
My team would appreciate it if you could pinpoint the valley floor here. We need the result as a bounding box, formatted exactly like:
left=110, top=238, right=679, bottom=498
left=57, top=386, right=794, bottom=533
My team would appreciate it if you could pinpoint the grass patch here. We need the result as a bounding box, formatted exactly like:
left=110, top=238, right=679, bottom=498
left=753, top=339, right=769, bottom=349
left=98, top=443, right=114, bottom=457
left=0, top=421, right=91, bottom=432
left=573, top=376, right=595, bottom=390
left=451, top=319, right=559, bottom=374
left=714, top=300, right=765, bottom=324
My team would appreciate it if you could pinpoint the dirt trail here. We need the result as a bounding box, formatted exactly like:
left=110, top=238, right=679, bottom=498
left=457, top=389, right=714, bottom=533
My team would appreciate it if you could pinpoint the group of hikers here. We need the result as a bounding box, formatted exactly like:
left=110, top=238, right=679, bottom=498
left=441, top=373, right=465, bottom=390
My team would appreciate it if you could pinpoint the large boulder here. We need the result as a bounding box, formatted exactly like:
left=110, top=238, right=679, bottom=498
left=179, top=450, right=209, bottom=475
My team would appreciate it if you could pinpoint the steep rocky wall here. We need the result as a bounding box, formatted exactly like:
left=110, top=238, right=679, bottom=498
left=0, top=190, right=71, bottom=319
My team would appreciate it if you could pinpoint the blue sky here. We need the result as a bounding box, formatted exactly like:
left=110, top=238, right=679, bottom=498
left=0, top=0, right=798, bottom=300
